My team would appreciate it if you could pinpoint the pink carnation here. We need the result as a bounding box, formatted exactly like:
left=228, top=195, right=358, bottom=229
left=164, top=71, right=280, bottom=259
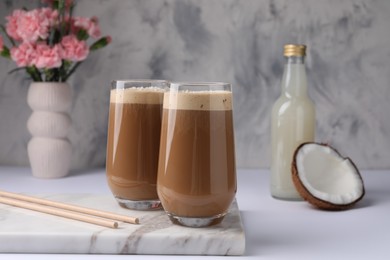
left=73, top=16, right=101, bottom=38
left=60, top=35, right=89, bottom=62
left=17, top=9, right=51, bottom=42
left=34, top=43, right=62, bottom=69
left=10, top=42, right=37, bottom=67
left=39, top=7, right=59, bottom=26
left=0, top=35, right=4, bottom=52
left=6, top=8, right=58, bottom=43
left=5, top=9, right=25, bottom=41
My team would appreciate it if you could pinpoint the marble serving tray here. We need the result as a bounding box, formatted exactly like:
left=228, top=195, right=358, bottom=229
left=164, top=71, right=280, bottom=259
left=0, top=193, right=245, bottom=255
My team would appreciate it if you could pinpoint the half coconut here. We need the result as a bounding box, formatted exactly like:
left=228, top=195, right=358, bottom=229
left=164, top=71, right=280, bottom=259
left=292, top=143, right=365, bottom=210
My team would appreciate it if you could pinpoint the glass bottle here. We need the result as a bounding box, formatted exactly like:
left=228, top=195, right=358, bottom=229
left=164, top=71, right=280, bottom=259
left=270, top=44, right=315, bottom=200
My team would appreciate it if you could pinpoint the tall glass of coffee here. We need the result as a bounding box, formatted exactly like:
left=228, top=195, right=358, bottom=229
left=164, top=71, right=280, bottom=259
left=106, top=80, right=169, bottom=210
left=157, top=82, right=237, bottom=227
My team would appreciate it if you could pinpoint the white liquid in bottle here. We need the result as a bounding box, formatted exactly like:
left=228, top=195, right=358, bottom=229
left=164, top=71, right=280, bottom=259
left=271, top=45, right=315, bottom=200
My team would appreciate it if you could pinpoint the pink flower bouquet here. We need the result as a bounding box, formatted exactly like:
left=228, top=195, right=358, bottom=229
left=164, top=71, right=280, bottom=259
left=0, top=0, right=111, bottom=82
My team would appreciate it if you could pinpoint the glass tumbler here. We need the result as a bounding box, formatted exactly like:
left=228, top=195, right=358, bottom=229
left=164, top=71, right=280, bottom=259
left=157, top=82, right=237, bottom=227
left=106, top=80, right=169, bottom=210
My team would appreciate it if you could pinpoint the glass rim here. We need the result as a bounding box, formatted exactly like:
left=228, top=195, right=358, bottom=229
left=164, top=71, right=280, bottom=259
left=112, top=79, right=170, bottom=90
left=112, top=79, right=170, bottom=84
left=170, top=81, right=230, bottom=87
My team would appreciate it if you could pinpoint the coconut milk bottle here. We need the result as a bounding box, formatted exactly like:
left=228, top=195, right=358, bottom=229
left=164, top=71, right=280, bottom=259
left=271, top=44, right=315, bottom=200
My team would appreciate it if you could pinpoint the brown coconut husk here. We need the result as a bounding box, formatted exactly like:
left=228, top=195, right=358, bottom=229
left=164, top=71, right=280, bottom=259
left=291, top=142, right=365, bottom=210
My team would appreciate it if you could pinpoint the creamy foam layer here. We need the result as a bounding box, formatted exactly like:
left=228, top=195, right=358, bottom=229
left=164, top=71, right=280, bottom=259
left=163, top=91, right=232, bottom=111
left=110, top=87, right=165, bottom=104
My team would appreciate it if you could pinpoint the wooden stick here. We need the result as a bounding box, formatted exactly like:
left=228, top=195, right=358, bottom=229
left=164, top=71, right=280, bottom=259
left=0, top=190, right=139, bottom=224
left=0, top=196, right=118, bottom=229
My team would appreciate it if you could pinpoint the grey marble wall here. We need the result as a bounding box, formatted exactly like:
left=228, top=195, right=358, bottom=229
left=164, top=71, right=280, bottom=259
left=1, top=0, right=389, bottom=170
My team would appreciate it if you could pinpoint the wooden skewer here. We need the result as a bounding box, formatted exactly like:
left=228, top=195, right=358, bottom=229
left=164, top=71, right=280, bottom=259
left=0, top=190, right=140, bottom=227
left=0, top=196, right=118, bottom=229
left=0, top=190, right=139, bottom=224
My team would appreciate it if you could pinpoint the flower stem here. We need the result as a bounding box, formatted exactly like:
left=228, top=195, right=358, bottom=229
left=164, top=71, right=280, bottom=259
left=63, top=61, right=82, bottom=81
left=26, top=66, right=43, bottom=82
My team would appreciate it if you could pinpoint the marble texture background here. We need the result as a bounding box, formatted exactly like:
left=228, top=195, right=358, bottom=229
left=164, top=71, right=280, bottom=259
left=0, top=0, right=389, bottom=170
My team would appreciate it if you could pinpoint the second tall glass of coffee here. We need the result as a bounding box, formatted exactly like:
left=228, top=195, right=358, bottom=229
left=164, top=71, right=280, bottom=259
left=106, top=80, right=169, bottom=210
left=157, top=82, right=237, bottom=227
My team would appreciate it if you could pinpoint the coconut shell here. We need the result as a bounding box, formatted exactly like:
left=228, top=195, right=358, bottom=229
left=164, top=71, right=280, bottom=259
left=291, top=142, right=365, bottom=211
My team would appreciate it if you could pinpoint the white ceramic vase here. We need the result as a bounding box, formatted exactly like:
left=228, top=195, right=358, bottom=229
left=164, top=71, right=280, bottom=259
left=27, top=82, right=72, bottom=178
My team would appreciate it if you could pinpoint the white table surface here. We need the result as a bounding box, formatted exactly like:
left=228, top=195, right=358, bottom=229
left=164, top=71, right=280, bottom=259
left=0, top=166, right=389, bottom=260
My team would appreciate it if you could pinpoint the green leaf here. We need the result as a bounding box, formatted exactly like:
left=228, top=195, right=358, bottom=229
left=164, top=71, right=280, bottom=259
left=1, top=46, right=11, bottom=58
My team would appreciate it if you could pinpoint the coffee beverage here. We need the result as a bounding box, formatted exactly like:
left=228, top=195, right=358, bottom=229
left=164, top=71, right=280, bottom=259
left=106, top=80, right=168, bottom=210
left=157, top=83, right=237, bottom=227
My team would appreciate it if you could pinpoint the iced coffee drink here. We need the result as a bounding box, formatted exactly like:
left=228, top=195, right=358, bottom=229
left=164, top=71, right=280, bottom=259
left=106, top=80, right=168, bottom=210
left=157, top=82, right=237, bottom=227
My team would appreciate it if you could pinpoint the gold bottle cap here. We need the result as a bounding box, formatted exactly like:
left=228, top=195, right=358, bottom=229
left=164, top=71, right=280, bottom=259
left=284, top=44, right=306, bottom=57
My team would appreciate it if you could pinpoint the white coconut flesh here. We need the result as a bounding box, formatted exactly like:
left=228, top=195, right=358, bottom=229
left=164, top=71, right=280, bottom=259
left=295, top=143, right=364, bottom=205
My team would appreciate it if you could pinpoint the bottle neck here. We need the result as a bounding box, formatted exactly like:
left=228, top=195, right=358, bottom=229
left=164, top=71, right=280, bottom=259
left=281, top=56, right=308, bottom=97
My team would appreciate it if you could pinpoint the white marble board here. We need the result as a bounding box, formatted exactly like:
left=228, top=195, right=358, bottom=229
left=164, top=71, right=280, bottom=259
left=0, top=194, right=245, bottom=255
